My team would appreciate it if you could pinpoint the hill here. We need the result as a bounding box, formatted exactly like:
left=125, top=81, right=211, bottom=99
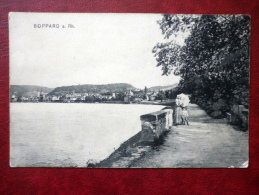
left=148, top=83, right=178, bottom=91
left=10, top=85, right=54, bottom=97
left=48, top=83, right=136, bottom=95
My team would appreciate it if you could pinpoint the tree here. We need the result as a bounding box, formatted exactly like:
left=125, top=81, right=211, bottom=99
left=153, top=14, right=250, bottom=115
left=144, top=86, right=148, bottom=94
left=156, top=91, right=166, bottom=102
left=115, top=92, right=125, bottom=101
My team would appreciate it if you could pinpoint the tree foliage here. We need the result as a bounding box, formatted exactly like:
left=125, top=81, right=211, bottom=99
left=153, top=14, right=250, bottom=115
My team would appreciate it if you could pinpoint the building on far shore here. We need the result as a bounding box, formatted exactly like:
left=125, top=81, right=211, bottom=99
left=124, top=90, right=134, bottom=103
left=10, top=95, right=17, bottom=102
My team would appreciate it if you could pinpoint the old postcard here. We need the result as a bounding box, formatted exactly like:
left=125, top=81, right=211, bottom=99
left=9, top=12, right=249, bottom=168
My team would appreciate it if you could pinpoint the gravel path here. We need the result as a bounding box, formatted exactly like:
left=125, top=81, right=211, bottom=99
left=130, top=104, right=248, bottom=168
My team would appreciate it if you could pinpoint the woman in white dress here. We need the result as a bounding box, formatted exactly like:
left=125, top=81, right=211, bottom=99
left=174, top=95, right=183, bottom=125
left=174, top=93, right=190, bottom=125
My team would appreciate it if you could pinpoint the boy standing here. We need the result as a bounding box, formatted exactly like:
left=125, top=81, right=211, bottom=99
left=181, top=107, right=189, bottom=125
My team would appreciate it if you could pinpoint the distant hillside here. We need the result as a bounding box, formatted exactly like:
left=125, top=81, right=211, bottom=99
left=10, top=85, right=54, bottom=97
left=149, top=83, right=178, bottom=91
left=48, top=83, right=136, bottom=95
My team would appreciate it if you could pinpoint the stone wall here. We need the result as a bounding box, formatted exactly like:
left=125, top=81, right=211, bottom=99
left=140, top=109, right=173, bottom=142
left=191, top=96, right=248, bottom=131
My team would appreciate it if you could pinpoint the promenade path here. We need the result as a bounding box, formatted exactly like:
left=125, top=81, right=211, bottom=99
left=130, top=103, right=248, bottom=168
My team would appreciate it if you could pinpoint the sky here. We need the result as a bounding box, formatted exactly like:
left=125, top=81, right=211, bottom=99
left=9, top=13, right=185, bottom=89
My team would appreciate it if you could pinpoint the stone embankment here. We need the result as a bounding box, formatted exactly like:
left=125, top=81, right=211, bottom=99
left=92, top=103, right=248, bottom=168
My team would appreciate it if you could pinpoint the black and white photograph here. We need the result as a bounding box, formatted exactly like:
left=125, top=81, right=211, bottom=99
left=9, top=13, right=250, bottom=168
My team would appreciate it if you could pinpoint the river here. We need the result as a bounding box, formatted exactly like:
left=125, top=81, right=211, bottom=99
left=10, top=103, right=164, bottom=167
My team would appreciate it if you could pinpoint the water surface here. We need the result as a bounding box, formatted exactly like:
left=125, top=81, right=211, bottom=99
left=10, top=103, right=164, bottom=167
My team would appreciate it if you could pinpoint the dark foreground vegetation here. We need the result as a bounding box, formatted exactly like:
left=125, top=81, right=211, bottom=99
left=153, top=15, right=250, bottom=129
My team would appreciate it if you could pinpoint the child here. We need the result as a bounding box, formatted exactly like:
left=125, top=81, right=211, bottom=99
left=181, top=107, right=189, bottom=125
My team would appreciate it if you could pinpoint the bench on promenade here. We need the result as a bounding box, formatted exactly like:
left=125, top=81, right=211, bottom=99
left=140, top=109, right=173, bottom=142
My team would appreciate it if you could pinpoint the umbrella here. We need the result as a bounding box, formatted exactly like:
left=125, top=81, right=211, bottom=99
left=176, top=93, right=190, bottom=107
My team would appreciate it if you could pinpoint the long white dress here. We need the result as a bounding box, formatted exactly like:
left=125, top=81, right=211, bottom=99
left=163, top=109, right=173, bottom=129
left=175, top=98, right=183, bottom=124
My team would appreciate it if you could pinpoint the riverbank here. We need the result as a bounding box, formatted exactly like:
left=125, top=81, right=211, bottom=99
left=92, top=103, right=248, bottom=168
left=89, top=130, right=169, bottom=168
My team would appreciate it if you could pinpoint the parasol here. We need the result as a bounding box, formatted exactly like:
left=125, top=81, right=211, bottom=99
left=176, top=93, right=190, bottom=107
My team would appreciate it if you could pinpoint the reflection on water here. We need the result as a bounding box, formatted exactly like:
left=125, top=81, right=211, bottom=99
left=10, top=103, right=163, bottom=167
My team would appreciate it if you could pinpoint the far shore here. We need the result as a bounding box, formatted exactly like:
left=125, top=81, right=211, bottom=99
left=11, top=100, right=176, bottom=106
